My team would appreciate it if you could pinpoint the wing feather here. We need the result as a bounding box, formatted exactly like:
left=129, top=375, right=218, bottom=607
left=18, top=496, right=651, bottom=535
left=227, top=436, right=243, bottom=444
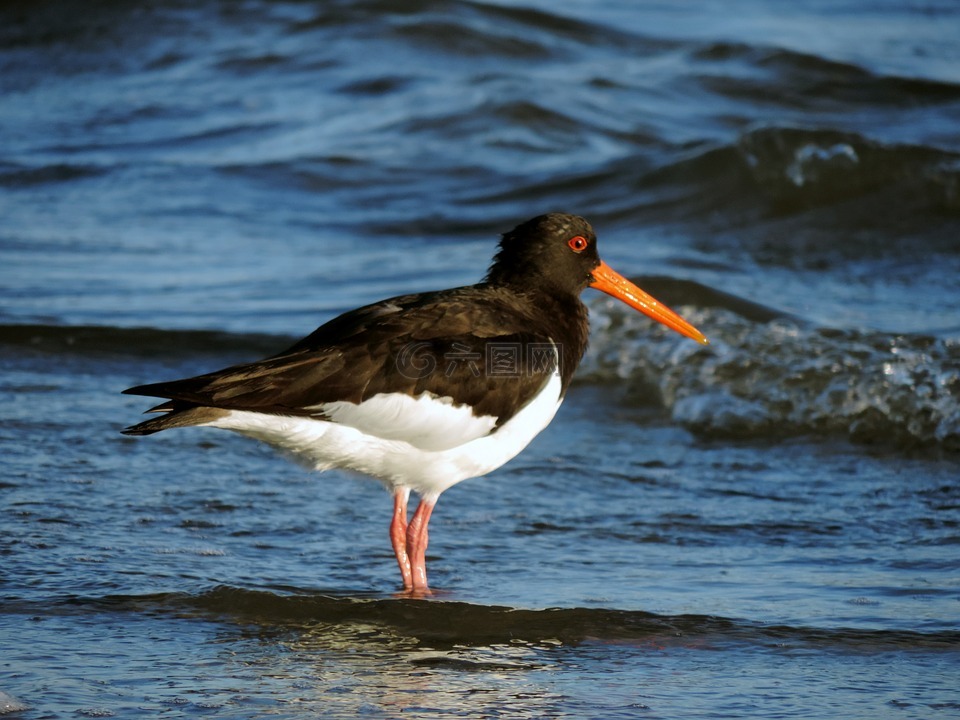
left=123, top=286, right=565, bottom=437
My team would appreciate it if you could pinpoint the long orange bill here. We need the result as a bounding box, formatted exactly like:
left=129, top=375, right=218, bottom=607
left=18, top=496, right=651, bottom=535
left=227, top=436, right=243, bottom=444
left=590, top=261, right=709, bottom=345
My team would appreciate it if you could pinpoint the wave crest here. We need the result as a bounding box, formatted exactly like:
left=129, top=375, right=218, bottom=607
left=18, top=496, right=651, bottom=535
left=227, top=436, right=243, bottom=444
left=586, top=297, right=960, bottom=451
left=35, top=586, right=956, bottom=651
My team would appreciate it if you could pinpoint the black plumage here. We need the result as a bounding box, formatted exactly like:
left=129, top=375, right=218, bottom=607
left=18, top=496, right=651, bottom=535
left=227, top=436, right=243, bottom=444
left=123, top=213, right=596, bottom=435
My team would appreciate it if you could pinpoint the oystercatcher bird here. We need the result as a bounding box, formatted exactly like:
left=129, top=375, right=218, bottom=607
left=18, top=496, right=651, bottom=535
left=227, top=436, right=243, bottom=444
left=122, top=213, right=707, bottom=594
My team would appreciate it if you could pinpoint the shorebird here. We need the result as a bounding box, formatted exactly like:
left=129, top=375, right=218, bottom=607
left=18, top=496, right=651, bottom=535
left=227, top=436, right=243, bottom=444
left=123, top=213, right=707, bottom=594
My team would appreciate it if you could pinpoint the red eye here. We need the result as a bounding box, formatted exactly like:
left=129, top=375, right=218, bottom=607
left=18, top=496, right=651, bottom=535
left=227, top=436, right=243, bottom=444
left=568, top=235, right=588, bottom=253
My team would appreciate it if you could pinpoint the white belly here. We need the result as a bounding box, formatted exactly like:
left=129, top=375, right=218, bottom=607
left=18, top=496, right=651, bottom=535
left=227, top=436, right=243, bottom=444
left=203, top=372, right=563, bottom=499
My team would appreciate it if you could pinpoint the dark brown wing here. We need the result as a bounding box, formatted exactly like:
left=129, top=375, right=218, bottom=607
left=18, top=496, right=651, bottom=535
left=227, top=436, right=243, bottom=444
left=123, top=284, right=586, bottom=428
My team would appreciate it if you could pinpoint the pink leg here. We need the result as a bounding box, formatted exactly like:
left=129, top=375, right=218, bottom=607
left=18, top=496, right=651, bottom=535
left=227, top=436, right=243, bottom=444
left=406, top=497, right=436, bottom=594
left=390, top=488, right=413, bottom=590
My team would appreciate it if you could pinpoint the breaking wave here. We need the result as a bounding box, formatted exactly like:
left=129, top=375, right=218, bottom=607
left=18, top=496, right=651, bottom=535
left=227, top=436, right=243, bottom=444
left=585, top=285, right=960, bottom=451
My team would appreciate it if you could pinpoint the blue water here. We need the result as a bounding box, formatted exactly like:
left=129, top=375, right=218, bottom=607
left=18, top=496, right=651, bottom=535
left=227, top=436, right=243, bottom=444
left=1, top=1, right=959, bottom=717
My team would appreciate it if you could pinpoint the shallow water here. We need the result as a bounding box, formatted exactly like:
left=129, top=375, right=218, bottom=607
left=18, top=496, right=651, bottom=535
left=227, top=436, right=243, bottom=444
left=1, top=0, right=959, bottom=717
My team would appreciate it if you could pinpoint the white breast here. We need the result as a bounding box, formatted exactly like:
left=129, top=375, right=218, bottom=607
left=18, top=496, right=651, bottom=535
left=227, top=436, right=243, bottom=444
left=310, top=392, right=497, bottom=451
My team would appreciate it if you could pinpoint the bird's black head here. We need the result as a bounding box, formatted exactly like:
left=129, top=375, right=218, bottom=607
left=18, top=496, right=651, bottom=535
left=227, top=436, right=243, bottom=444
left=486, top=212, right=711, bottom=345
left=485, top=213, right=600, bottom=296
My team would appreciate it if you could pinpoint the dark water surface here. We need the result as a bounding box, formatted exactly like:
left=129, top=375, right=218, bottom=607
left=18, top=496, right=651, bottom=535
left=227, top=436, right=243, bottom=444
left=2, top=1, right=959, bottom=717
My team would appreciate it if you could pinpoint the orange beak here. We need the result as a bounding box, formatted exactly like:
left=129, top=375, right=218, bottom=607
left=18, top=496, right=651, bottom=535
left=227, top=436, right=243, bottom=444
left=590, top=261, right=709, bottom=345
